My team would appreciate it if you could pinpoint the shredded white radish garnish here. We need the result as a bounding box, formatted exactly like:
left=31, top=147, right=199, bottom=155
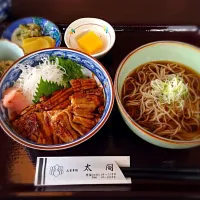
left=14, top=57, right=65, bottom=104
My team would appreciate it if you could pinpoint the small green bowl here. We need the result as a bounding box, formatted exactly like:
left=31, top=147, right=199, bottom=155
left=0, top=39, right=24, bottom=61
left=114, top=41, right=200, bottom=149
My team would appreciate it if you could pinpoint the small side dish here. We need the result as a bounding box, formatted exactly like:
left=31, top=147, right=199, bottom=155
left=0, top=40, right=24, bottom=77
left=2, top=17, right=61, bottom=54
left=12, top=23, right=55, bottom=53
left=65, top=18, right=116, bottom=59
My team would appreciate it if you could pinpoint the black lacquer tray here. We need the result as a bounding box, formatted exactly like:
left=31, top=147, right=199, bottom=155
left=0, top=24, right=200, bottom=200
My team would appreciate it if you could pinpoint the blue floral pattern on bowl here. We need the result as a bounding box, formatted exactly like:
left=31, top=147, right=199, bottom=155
left=0, top=49, right=113, bottom=150
left=1, top=17, right=62, bottom=47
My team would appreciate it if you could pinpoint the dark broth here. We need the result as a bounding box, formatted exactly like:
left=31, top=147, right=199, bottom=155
left=121, top=61, right=200, bottom=140
left=121, top=61, right=200, bottom=99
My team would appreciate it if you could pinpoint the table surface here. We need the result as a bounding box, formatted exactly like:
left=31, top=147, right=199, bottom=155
left=0, top=24, right=200, bottom=199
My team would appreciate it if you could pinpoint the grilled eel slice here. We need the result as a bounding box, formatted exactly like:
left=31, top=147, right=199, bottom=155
left=20, top=88, right=73, bottom=116
left=70, top=78, right=97, bottom=92
left=13, top=109, right=80, bottom=144
left=12, top=78, right=105, bottom=145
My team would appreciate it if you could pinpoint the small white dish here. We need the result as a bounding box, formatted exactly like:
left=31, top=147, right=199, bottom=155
left=64, top=18, right=116, bottom=59
left=0, top=39, right=24, bottom=61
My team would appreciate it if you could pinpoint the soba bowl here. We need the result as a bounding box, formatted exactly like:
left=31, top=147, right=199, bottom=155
left=0, top=48, right=114, bottom=150
left=114, top=41, right=200, bottom=149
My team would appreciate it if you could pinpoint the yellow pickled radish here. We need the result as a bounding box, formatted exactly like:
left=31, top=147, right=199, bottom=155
left=43, top=36, right=56, bottom=47
left=22, top=37, right=38, bottom=45
left=23, top=38, right=50, bottom=54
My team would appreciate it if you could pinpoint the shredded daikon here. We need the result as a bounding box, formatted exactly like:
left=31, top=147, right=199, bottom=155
left=151, top=74, right=189, bottom=110
left=15, top=57, right=66, bottom=104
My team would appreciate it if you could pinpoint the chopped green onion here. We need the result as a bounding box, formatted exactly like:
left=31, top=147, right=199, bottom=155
left=151, top=75, right=188, bottom=109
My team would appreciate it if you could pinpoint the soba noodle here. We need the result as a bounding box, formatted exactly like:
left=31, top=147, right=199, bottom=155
left=122, top=61, right=200, bottom=141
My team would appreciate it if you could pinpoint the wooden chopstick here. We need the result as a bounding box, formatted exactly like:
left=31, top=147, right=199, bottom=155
left=120, top=167, right=200, bottom=181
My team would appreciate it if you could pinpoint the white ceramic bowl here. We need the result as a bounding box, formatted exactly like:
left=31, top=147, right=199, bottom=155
left=0, top=39, right=24, bottom=61
left=114, top=41, right=200, bottom=149
left=64, top=18, right=116, bottom=59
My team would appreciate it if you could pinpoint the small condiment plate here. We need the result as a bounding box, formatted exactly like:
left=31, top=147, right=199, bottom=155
left=1, top=17, right=62, bottom=48
left=64, top=18, right=116, bottom=59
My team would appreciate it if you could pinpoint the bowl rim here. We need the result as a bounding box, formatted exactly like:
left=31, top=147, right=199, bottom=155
left=1, top=16, right=62, bottom=47
left=114, top=40, right=200, bottom=145
left=0, top=39, right=25, bottom=81
left=0, top=38, right=25, bottom=55
left=64, top=17, right=116, bottom=58
left=0, top=47, right=114, bottom=150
